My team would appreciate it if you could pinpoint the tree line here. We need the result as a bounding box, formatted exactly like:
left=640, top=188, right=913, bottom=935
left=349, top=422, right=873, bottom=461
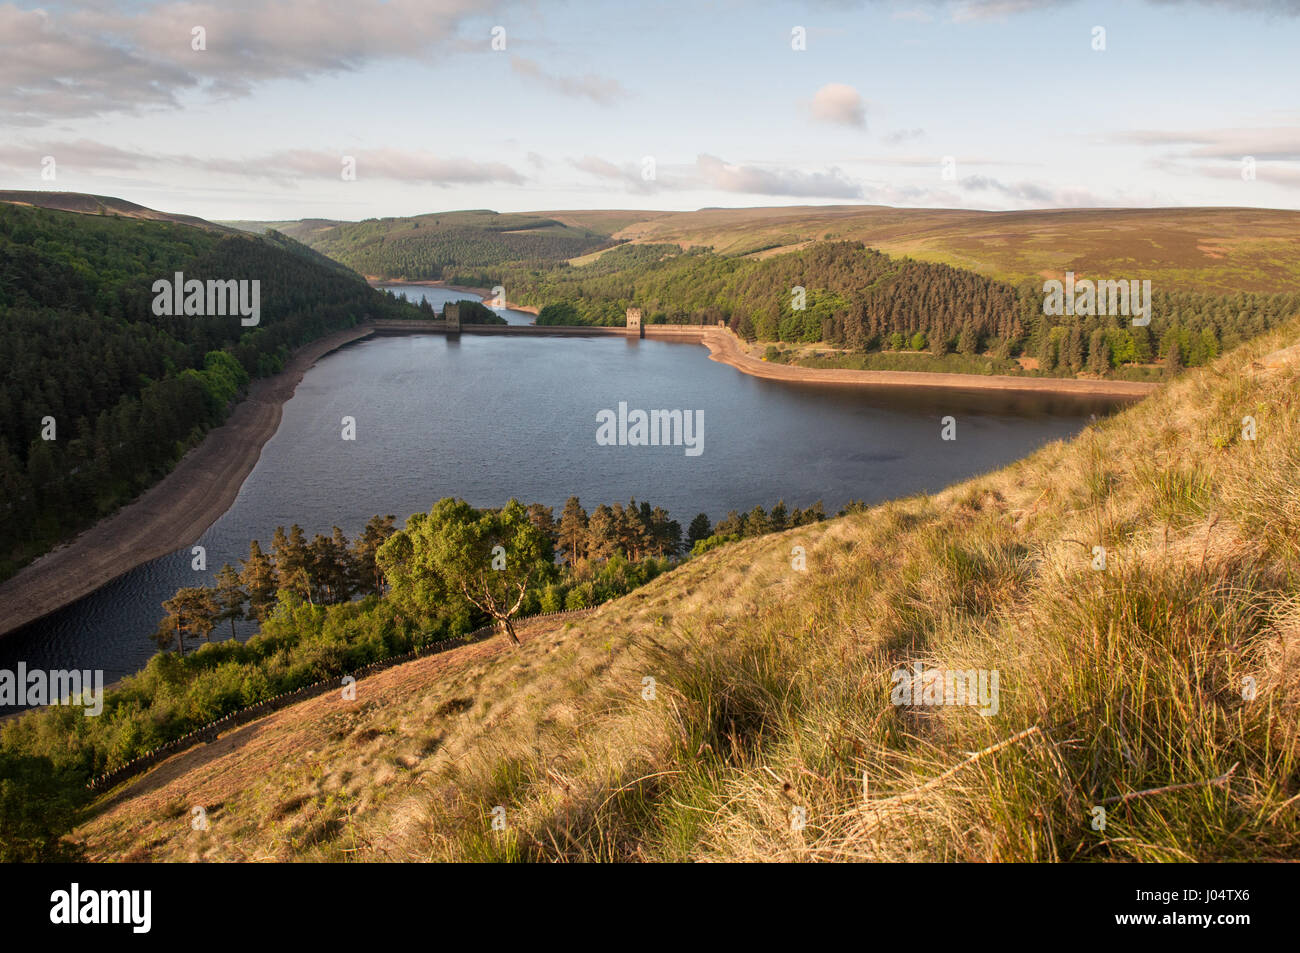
left=153, top=494, right=835, bottom=654
left=154, top=515, right=398, bottom=654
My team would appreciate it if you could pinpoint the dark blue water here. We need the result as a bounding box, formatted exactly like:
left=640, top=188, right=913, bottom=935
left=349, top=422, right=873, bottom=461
left=0, top=324, right=1118, bottom=703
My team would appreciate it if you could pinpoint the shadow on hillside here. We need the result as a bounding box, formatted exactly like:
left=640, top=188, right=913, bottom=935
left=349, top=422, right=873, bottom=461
left=94, top=719, right=271, bottom=813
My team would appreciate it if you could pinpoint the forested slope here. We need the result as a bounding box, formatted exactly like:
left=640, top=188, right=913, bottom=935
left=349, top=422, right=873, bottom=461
left=488, top=241, right=1300, bottom=380
left=0, top=202, right=421, bottom=580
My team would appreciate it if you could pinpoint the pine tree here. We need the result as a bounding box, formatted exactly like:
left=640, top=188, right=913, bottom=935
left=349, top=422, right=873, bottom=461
left=273, top=524, right=312, bottom=601
left=650, top=507, right=681, bottom=557
left=157, top=586, right=218, bottom=654
left=240, top=539, right=278, bottom=621
left=586, top=504, right=617, bottom=560
left=1088, top=329, right=1111, bottom=375
left=558, top=497, right=589, bottom=566
left=958, top=321, right=978, bottom=356
left=1066, top=326, right=1084, bottom=371
left=526, top=504, right=557, bottom=545
left=1164, top=338, right=1183, bottom=377
left=1201, top=327, right=1220, bottom=363
left=330, top=525, right=357, bottom=600
left=611, top=503, right=632, bottom=558
left=687, top=513, right=712, bottom=548
left=352, top=514, right=397, bottom=595
left=626, top=499, right=652, bottom=559
left=715, top=510, right=743, bottom=537
left=214, top=563, right=246, bottom=640
left=1130, top=325, right=1153, bottom=363
left=309, top=528, right=354, bottom=604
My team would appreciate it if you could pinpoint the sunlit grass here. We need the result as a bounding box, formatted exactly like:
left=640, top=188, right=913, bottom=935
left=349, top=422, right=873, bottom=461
left=78, top=318, right=1300, bottom=862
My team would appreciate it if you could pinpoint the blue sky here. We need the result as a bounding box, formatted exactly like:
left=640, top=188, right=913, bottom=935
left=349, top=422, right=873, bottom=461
left=1, top=0, right=1297, bottom=220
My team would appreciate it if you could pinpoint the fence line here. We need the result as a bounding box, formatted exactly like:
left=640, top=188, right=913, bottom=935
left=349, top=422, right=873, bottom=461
left=86, top=607, right=594, bottom=791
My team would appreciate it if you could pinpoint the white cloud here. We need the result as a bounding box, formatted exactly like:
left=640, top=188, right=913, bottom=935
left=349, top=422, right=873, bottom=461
left=914, top=0, right=1300, bottom=23
left=694, top=154, right=863, bottom=198
left=957, top=174, right=1124, bottom=207
left=1110, top=127, right=1300, bottom=161
left=947, top=0, right=1073, bottom=21
left=1192, top=162, right=1300, bottom=188
left=569, top=155, right=628, bottom=179
left=566, top=152, right=864, bottom=198
left=881, top=128, right=926, bottom=145
left=0, top=0, right=491, bottom=124
left=510, top=56, right=626, bottom=106
left=810, top=83, right=867, bottom=128
left=1108, top=126, right=1300, bottom=190
left=567, top=155, right=657, bottom=193
left=0, top=140, right=525, bottom=186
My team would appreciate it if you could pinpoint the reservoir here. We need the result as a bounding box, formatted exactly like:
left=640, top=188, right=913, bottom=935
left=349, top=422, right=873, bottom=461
left=0, top=290, right=1121, bottom=703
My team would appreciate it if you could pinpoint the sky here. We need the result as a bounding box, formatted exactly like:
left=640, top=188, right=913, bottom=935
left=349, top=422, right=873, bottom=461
left=1, top=0, right=1298, bottom=221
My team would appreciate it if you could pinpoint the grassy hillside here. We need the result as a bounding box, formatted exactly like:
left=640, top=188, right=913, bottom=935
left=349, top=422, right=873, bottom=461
left=73, top=316, right=1300, bottom=861
left=606, top=205, right=1300, bottom=295
left=251, top=204, right=1300, bottom=296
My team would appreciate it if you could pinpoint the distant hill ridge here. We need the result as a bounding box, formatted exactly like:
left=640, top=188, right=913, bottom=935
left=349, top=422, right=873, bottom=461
left=0, top=189, right=234, bottom=233
left=230, top=203, right=1300, bottom=295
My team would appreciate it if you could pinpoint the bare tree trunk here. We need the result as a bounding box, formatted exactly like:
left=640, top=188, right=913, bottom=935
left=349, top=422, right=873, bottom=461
left=501, top=616, right=520, bottom=646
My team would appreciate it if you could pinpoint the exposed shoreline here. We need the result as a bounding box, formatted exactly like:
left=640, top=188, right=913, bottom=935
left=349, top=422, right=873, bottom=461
left=0, top=324, right=376, bottom=640
left=695, top=327, right=1160, bottom=399
left=0, top=320, right=1155, bottom=641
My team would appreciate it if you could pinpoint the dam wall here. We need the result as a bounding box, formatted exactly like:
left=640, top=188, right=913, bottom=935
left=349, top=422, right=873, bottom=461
left=366, top=319, right=712, bottom=340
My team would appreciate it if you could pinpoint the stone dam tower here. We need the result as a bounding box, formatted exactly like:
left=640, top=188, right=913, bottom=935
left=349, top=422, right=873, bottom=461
left=626, top=307, right=643, bottom=338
